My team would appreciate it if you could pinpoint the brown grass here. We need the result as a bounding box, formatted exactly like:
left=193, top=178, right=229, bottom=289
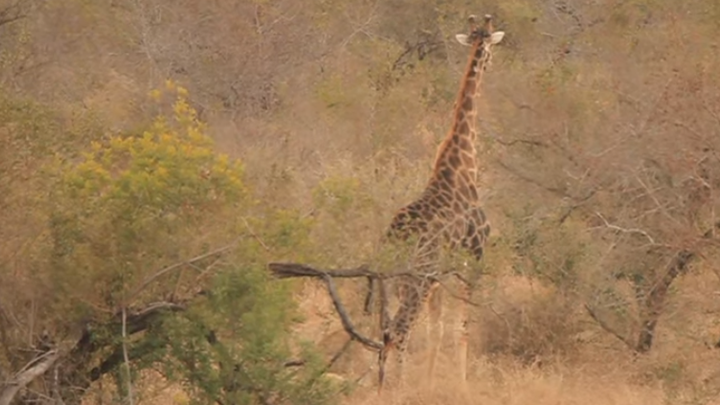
left=285, top=271, right=720, bottom=405
left=6, top=2, right=720, bottom=403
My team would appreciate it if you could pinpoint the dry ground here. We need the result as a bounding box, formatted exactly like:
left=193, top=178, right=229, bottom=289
left=282, top=271, right=720, bottom=405
left=114, top=270, right=720, bottom=405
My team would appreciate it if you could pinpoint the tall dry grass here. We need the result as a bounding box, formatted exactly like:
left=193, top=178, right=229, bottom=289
left=287, top=270, right=720, bottom=405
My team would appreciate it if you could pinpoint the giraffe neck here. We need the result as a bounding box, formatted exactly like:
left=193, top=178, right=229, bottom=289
left=431, top=42, right=491, bottom=185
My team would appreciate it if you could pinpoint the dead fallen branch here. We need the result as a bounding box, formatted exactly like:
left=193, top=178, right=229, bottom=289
left=268, top=262, right=442, bottom=281
left=268, top=262, right=479, bottom=309
left=270, top=261, right=383, bottom=351
left=268, top=261, right=482, bottom=322
left=0, top=350, right=61, bottom=405
left=268, top=261, right=487, bottom=350
left=584, top=303, right=635, bottom=351
left=321, top=273, right=382, bottom=350
left=268, top=263, right=374, bottom=279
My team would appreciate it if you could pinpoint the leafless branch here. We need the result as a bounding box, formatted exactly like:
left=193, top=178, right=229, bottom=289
left=592, top=212, right=657, bottom=245
left=378, top=278, right=390, bottom=332
left=268, top=262, right=431, bottom=281
left=363, top=277, right=375, bottom=315
left=339, top=0, right=379, bottom=49
left=271, top=261, right=469, bottom=319
left=0, top=0, right=29, bottom=28
left=121, top=307, right=134, bottom=405
left=584, top=304, right=635, bottom=351
left=282, top=359, right=306, bottom=368
left=241, top=217, right=270, bottom=252
left=496, top=159, right=571, bottom=198
left=324, top=337, right=353, bottom=371
left=494, top=137, right=548, bottom=148
left=127, top=241, right=238, bottom=304
left=321, top=273, right=382, bottom=351
left=269, top=263, right=374, bottom=279
left=435, top=273, right=483, bottom=307
left=0, top=349, right=61, bottom=405
left=268, top=263, right=393, bottom=350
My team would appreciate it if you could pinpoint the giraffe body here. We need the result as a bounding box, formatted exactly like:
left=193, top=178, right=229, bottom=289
left=377, top=14, right=503, bottom=392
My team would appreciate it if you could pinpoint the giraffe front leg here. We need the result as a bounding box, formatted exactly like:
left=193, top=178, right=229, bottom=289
left=391, top=329, right=412, bottom=391
left=457, top=274, right=472, bottom=391
left=378, top=339, right=406, bottom=393
left=426, top=282, right=443, bottom=389
left=396, top=346, right=406, bottom=389
left=459, top=299, right=468, bottom=385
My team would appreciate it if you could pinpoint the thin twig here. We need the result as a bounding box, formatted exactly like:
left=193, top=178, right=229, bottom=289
left=593, top=212, right=656, bottom=245
left=379, top=278, right=390, bottom=332
left=321, top=274, right=382, bottom=351
left=584, top=303, right=635, bottom=351
left=269, top=262, right=431, bottom=281
left=363, top=277, right=375, bottom=315
left=121, top=307, right=134, bottom=405
left=0, top=349, right=61, bottom=405
left=436, top=275, right=482, bottom=307
left=283, top=359, right=306, bottom=367
left=128, top=241, right=238, bottom=304
left=325, top=337, right=353, bottom=371
left=242, top=217, right=270, bottom=252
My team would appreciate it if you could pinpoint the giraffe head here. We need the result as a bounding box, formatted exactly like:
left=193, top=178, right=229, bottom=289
left=455, top=14, right=505, bottom=53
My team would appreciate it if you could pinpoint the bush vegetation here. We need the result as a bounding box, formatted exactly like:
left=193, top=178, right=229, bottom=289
left=2, top=0, right=720, bottom=404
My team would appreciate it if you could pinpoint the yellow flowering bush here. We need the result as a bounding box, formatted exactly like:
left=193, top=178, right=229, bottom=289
left=48, top=84, right=248, bottom=312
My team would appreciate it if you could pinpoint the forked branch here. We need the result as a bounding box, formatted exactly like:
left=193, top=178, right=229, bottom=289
left=321, top=273, right=382, bottom=350
left=269, top=263, right=375, bottom=279
left=583, top=303, right=635, bottom=351
left=268, top=263, right=383, bottom=351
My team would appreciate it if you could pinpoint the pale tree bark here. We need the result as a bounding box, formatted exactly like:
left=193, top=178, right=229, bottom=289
left=0, top=349, right=60, bottom=405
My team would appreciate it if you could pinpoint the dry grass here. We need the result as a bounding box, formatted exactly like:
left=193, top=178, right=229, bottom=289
left=471, top=363, right=659, bottom=405
left=5, top=3, right=720, bottom=404
left=284, top=271, right=720, bottom=405
left=351, top=358, right=667, bottom=405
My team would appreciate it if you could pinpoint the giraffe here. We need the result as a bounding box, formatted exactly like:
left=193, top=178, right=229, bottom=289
left=376, top=14, right=504, bottom=392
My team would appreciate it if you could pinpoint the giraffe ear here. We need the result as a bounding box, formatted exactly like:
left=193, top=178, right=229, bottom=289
left=490, top=31, right=505, bottom=45
left=455, top=34, right=472, bottom=46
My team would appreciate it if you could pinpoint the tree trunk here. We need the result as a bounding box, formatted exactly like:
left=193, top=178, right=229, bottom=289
left=634, top=250, right=693, bottom=353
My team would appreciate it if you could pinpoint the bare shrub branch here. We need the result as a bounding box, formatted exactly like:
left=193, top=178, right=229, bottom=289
left=0, top=349, right=60, bottom=405
left=127, top=242, right=239, bottom=304
left=584, top=304, right=635, bottom=351
left=592, top=212, right=657, bottom=245
left=121, top=307, right=134, bottom=405
left=268, top=262, right=383, bottom=350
